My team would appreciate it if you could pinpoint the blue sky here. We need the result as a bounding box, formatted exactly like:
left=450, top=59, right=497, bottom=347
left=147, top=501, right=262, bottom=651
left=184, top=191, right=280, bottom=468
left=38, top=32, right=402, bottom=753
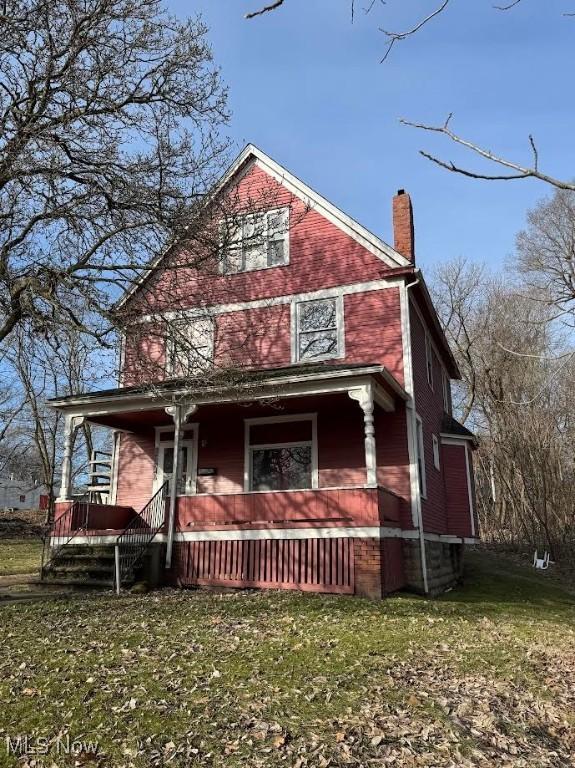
left=170, top=0, right=573, bottom=274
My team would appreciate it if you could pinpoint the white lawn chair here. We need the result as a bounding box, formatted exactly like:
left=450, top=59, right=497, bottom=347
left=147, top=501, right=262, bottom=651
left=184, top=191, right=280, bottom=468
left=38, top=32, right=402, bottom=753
left=533, top=550, right=550, bottom=570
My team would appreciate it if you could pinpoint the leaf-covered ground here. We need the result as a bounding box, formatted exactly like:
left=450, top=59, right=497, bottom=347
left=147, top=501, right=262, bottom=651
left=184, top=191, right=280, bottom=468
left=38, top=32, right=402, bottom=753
left=0, top=539, right=42, bottom=576
left=0, top=552, right=574, bottom=767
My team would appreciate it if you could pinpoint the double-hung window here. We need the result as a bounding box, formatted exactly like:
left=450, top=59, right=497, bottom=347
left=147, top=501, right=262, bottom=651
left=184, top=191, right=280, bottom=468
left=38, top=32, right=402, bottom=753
left=295, top=297, right=343, bottom=362
left=221, top=207, right=289, bottom=274
left=166, top=318, right=214, bottom=378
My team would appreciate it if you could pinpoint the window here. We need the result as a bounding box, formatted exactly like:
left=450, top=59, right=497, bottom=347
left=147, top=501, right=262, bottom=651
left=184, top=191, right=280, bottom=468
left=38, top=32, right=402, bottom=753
left=442, top=370, right=451, bottom=414
left=425, top=332, right=433, bottom=389
left=251, top=446, right=312, bottom=491
left=432, top=434, right=440, bottom=470
left=166, top=318, right=214, bottom=377
left=19, top=495, right=26, bottom=503
left=415, top=417, right=427, bottom=498
left=246, top=415, right=317, bottom=492
left=221, top=208, right=289, bottom=274
left=295, top=297, right=342, bottom=362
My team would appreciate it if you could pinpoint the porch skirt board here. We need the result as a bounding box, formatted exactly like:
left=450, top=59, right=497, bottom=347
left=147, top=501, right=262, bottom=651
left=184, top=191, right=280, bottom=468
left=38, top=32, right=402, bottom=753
left=171, top=536, right=408, bottom=598
left=173, top=538, right=355, bottom=595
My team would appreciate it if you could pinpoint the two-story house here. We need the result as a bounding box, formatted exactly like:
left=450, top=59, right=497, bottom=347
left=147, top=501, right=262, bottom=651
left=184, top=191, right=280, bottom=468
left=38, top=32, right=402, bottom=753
left=47, top=145, right=477, bottom=598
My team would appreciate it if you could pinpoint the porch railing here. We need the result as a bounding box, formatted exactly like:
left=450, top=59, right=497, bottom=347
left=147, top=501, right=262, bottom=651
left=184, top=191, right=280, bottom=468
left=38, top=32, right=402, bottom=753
left=41, top=500, right=90, bottom=579
left=114, top=481, right=169, bottom=593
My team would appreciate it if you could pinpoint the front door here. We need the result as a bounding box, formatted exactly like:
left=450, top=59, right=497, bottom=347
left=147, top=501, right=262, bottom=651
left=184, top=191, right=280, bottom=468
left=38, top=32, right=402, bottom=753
left=156, top=440, right=194, bottom=495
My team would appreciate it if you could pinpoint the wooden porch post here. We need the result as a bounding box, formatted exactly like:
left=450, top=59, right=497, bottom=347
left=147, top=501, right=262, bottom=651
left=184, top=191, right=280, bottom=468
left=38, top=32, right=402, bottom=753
left=57, top=415, right=84, bottom=501
left=165, top=402, right=197, bottom=570
left=349, top=385, right=377, bottom=488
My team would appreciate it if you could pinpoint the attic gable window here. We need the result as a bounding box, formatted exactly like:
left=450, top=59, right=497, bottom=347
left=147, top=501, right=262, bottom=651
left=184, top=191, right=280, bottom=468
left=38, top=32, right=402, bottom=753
left=294, top=297, right=344, bottom=362
left=221, top=207, right=289, bottom=274
left=166, top=318, right=214, bottom=378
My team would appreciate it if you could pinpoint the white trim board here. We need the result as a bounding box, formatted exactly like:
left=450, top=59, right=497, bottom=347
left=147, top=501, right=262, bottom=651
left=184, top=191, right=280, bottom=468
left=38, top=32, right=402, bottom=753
left=50, top=528, right=478, bottom=546
left=137, top=277, right=404, bottom=325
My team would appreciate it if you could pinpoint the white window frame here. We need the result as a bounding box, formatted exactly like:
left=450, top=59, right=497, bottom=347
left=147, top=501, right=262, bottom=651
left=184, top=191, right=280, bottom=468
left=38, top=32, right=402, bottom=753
left=415, top=416, right=427, bottom=499
left=425, top=331, right=434, bottom=390
left=442, top=369, right=451, bottom=414
left=165, top=317, right=215, bottom=378
left=220, top=207, right=290, bottom=275
left=292, top=295, right=345, bottom=364
left=432, top=434, right=440, bottom=471
left=244, top=414, right=318, bottom=493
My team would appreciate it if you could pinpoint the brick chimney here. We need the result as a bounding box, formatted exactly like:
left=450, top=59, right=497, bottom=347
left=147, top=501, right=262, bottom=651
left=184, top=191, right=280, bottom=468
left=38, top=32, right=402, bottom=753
left=392, top=189, right=415, bottom=263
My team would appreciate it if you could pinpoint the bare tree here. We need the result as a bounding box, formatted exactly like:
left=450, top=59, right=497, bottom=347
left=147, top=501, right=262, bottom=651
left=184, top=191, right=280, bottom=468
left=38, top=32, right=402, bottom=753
left=0, top=0, right=228, bottom=346
left=516, top=189, right=575, bottom=321
left=431, top=257, right=575, bottom=557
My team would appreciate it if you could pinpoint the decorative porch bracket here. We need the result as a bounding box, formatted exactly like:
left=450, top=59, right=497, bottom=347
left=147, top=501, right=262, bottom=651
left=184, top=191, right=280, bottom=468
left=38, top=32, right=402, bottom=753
left=57, top=415, right=86, bottom=501
left=348, top=384, right=377, bottom=488
left=165, top=402, right=197, bottom=569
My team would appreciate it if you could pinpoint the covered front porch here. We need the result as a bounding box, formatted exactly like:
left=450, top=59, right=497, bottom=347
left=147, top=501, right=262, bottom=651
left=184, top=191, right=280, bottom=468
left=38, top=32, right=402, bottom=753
left=49, top=363, right=414, bottom=596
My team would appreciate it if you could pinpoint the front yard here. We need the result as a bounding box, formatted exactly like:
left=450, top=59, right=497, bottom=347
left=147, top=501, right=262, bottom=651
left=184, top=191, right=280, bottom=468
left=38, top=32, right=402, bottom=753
left=0, top=552, right=574, bottom=767
left=0, top=538, right=42, bottom=576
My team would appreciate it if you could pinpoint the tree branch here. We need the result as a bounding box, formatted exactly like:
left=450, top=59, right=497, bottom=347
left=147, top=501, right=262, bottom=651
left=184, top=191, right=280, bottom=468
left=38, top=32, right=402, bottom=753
left=401, top=115, right=575, bottom=191
left=245, top=0, right=286, bottom=19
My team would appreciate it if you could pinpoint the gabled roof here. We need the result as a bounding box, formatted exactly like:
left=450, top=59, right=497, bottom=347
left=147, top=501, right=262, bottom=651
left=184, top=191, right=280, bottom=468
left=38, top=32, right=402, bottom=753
left=117, top=143, right=411, bottom=309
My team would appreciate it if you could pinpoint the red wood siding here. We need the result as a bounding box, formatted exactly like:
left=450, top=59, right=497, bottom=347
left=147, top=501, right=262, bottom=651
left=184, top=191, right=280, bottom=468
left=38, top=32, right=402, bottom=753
left=115, top=431, right=156, bottom=511
left=214, top=304, right=291, bottom=369
left=131, top=164, right=393, bottom=314
left=121, top=161, right=405, bottom=386
left=442, top=443, right=473, bottom=538
left=113, top=396, right=412, bottom=522
left=173, top=537, right=354, bottom=594
left=177, top=488, right=380, bottom=530
left=409, top=302, right=448, bottom=533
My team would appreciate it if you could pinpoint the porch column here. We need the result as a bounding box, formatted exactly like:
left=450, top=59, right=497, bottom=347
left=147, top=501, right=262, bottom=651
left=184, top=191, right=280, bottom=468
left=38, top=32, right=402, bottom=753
left=165, top=402, right=197, bottom=569
left=348, top=385, right=377, bottom=488
left=57, top=415, right=85, bottom=501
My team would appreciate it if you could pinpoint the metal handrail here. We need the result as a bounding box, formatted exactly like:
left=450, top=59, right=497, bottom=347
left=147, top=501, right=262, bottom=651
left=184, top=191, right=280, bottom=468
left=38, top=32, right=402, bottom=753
left=114, top=481, right=169, bottom=593
left=41, top=500, right=90, bottom=578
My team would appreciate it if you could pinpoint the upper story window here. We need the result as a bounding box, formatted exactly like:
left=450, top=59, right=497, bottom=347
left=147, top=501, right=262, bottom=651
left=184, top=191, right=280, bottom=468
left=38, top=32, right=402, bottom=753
left=166, top=318, right=214, bottom=378
left=424, top=331, right=433, bottom=389
left=294, top=297, right=343, bottom=362
left=221, top=207, right=289, bottom=274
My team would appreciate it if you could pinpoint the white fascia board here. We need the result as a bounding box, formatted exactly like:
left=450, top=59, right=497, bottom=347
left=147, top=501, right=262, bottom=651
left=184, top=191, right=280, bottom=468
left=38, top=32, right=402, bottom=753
left=137, top=277, right=405, bottom=324
left=48, top=366, right=407, bottom=415
left=440, top=434, right=477, bottom=445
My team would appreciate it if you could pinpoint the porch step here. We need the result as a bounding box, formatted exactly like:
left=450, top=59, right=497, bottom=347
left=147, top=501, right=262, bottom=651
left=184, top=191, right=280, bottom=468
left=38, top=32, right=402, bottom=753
left=42, top=542, right=142, bottom=591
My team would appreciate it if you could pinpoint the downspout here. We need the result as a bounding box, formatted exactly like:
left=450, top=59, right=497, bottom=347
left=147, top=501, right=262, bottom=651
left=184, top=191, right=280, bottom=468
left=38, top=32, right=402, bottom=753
left=405, top=274, right=429, bottom=595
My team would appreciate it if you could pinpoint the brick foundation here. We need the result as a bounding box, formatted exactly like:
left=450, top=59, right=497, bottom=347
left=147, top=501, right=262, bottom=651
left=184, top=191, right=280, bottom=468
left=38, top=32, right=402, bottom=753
left=353, top=537, right=406, bottom=599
